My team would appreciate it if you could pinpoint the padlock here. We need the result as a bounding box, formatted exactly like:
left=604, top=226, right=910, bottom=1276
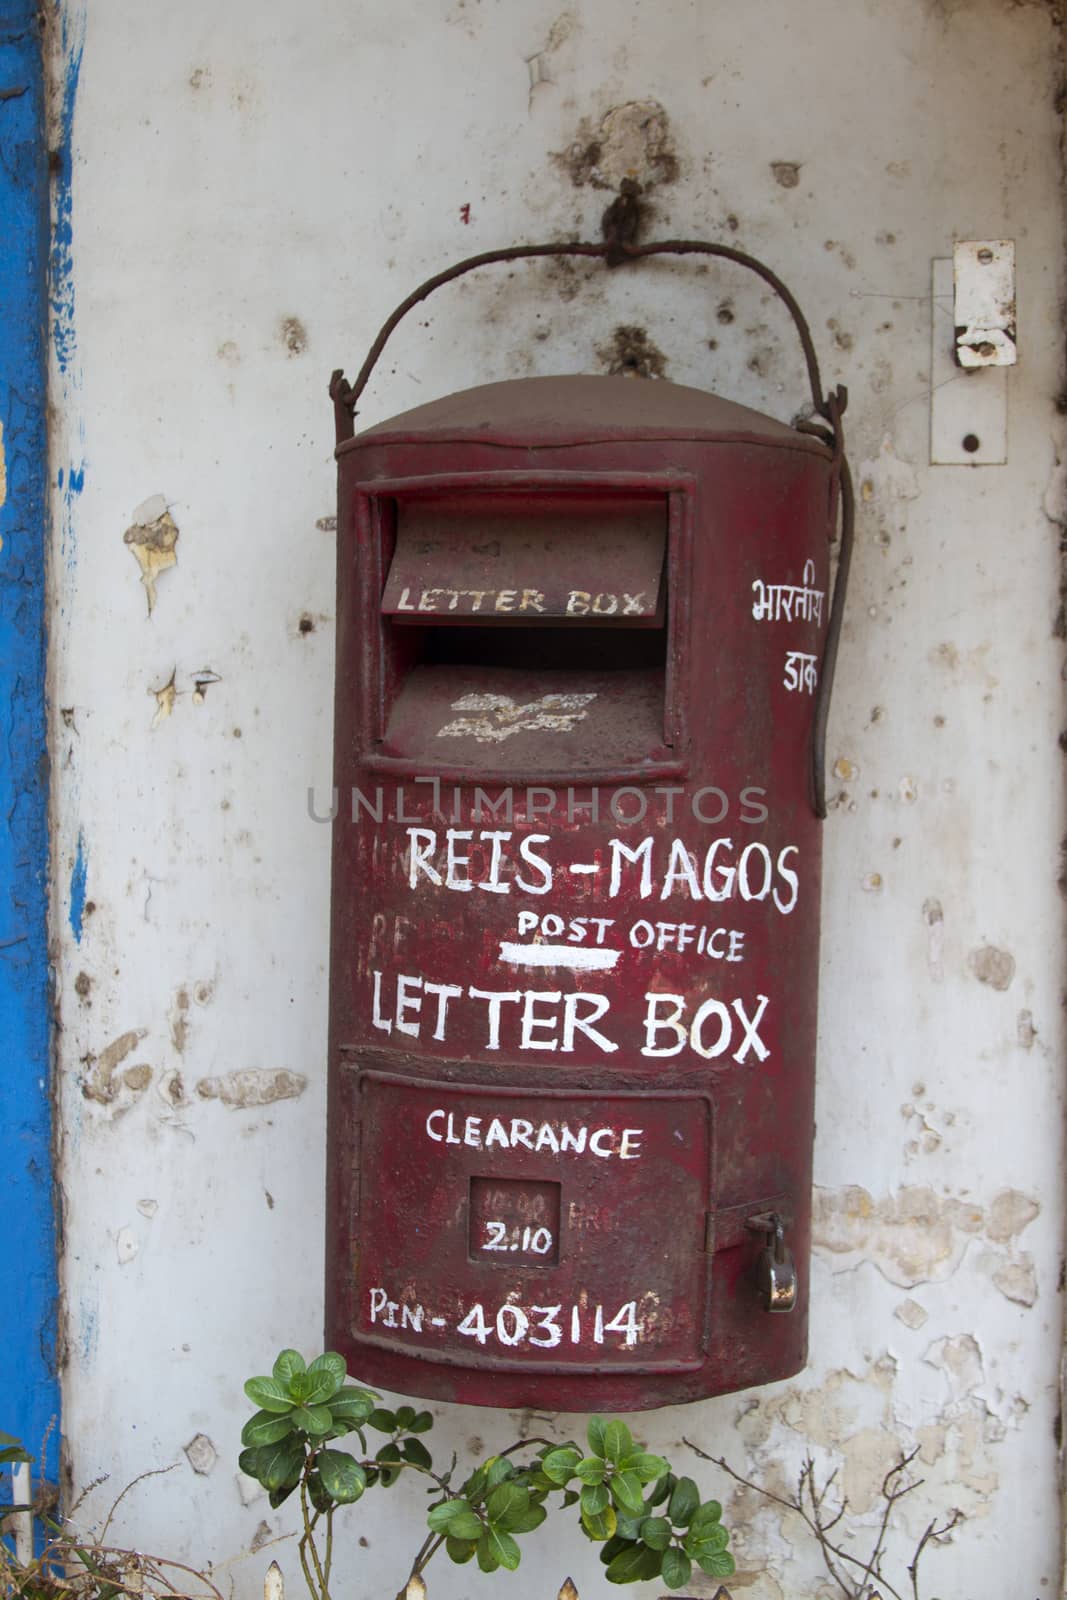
left=754, top=1212, right=797, bottom=1313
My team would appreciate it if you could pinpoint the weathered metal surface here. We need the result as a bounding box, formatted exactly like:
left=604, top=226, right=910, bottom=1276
left=380, top=493, right=667, bottom=621
left=953, top=239, right=1017, bottom=368
left=325, top=373, right=833, bottom=1410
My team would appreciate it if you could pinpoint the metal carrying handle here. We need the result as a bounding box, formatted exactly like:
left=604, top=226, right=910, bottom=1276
left=329, top=238, right=853, bottom=818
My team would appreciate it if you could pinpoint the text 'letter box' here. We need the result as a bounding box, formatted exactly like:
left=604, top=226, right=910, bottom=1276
left=325, top=245, right=849, bottom=1411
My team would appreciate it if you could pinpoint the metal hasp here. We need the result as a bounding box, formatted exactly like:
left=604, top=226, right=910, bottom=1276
left=324, top=241, right=852, bottom=1411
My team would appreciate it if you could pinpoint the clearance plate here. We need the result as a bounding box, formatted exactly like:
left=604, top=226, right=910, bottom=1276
left=350, top=1072, right=713, bottom=1372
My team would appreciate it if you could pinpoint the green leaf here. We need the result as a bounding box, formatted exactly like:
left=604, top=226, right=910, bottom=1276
left=476, top=1533, right=500, bottom=1574
left=409, top=1410, right=434, bottom=1434
left=462, top=1465, right=488, bottom=1500
left=647, top=1471, right=674, bottom=1508
left=241, top=1410, right=295, bottom=1448
left=485, top=1526, right=521, bottom=1571
left=576, top=1455, right=606, bottom=1484
left=268, top=1482, right=298, bottom=1509
left=395, top=1405, right=416, bottom=1429
left=306, top=1470, right=334, bottom=1515
left=610, top=1471, right=645, bottom=1516
left=685, top=1523, right=729, bottom=1557
left=447, top=1511, right=484, bottom=1541
left=244, top=1376, right=296, bottom=1414
left=581, top=1481, right=610, bottom=1516
left=695, top=1548, right=736, bottom=1578
left=328, top=1389, right=376, bottom=1427
left=302, top=1369, right=343, bottom=1407
left=487, top=1482, right=530, bottom=1529
left=256, top=1437, right=306, bottom=1491
left=401, top=1437, right=432, bottom=1469
left=668, top=1475, right=700, bottom=1526
left=638, top=1516, right=672, bottom=1551
left=689, top=1498, right=723, bottom=1529
left=272, top=1350, right=306, bottom=1385
left=562, top=1488, right=580, bottom=1508
left=377, top=1441, right=402, bottom=1485
left=541, top=1447, right=581, bottom=1484
left=507, top=1504, right=547, bottom=1535
left=604, top=1543, right=662, bottom=1584
left=427, top=1498, right=470, bottom=1533
left=0, top=1433, right=30, bottom=1466
left=445, top=1535, right=477, bottom=1564
left=290, top=1404, right=334, bottom=1437
left=367, top=1407, right=396, bottom=1433
left=624, top=1451, right=670, bottom=1484
left=238, top=1446, right=265, bottom=1480
left=598, top=1534, right=631, bottom=1567
left=601, top=1420, right=634, bottom=1464
left=580, top=1503, right=617, bottom=1541
left=317, top=1448, right=367, bottom=1504
left=661, top=1548, right=693, bottom=1590
left=288, top=1371, right=314, bottom=1404
left=485, top=1455, right=514, bottom=1489
left=308, top=1351, right=347, bottom=1386
left=587, top=1416, right=608, bottom=1457
left=614, top=1511, right=646, bottom=1541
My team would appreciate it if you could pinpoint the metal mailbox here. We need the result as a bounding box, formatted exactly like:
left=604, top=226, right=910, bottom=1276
left=324, top=241, right=851, bottom=1411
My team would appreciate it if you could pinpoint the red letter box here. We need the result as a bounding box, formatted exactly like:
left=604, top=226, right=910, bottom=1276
left=325, top=243, right=850, bottom=1410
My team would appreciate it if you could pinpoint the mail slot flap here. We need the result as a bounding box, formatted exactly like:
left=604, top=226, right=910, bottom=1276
left=380, top=493, right=666, bottom=622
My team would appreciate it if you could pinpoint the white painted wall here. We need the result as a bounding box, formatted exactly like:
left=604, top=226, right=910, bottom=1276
left=50, top=2, right=1066, bottom=1596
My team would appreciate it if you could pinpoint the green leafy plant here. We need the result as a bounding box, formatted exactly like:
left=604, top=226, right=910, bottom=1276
left=239, top=1350, right=736, bottom=1598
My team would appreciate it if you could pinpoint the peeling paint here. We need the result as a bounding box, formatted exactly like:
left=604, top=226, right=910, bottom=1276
left=69, top=831, right=87, bottom=943
left=968, top=943, right=1015, bottom=990
left=170, top=987, right=190, bottom=1054
left=923, top=897, right=944, bottom=981
left=1017, top=1008, right=1037, bottom=1048
left=195, top=1069, right=307, bottom=1108
left=81, top=1029, right=150, bottom=1106
left=150, top=668, right=177, bottom=729
left=894, top=1296, right=929, bottom=1328
left=554, top=99, right=678, bottom=190
left=124, top=495, right=179, bottom=615
left=987, top=1188, right=1040, bottom=1242
left=770, top=160, right=801, bottom=188
left=184, top=1434, right=218, bottom=1475
left=815, top=1184, right=984, bottom=1284
left=115, top=1226, right=139, bottom=1265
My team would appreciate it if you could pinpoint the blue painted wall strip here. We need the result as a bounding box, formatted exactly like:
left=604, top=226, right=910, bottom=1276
left=0, top=2, right=59, bottom=1481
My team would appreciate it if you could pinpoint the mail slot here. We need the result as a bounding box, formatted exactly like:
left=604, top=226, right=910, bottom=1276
left=325, top=242, right=850, bottom=1411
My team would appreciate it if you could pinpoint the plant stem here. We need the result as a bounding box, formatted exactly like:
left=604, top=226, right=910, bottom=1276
left=299, top=1469, right=329, bottom=1600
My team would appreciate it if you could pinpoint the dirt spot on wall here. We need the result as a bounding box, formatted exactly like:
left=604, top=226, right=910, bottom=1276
left=770, top=160, right=801, bottom=188
left=554, top=100, right=679, bottom=191
left=968, top=944, right=1015, bottom=990
left=298, top=613, right=316, bottom=635
left=74, top=971, right=91, bottom=1001
left=124, top=496, right=179, bottom=616
left=279, top=317, right=307, bottom=357
left=596, top=325, right=667, bottom=379
left=196, top=1069, right=307, bottom=1108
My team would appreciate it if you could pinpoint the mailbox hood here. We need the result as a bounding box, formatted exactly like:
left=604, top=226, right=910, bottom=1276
left=341, top=374, right=831, bottom=456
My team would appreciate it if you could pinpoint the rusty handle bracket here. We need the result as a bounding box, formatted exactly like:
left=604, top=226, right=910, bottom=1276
left=329, top=237, right=853, bottom=818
